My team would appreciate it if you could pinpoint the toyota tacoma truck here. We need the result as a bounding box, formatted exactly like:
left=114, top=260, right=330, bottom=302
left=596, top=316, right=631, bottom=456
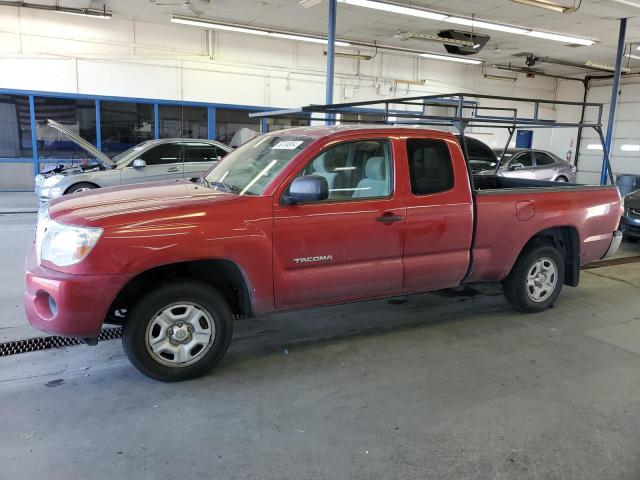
left=25, top=126, right=623, bottom=381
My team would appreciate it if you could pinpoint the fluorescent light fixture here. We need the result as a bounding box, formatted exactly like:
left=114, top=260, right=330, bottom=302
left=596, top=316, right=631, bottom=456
left=420, top=53, right=482, bottom=65
left=446, top=17, right=528, bottom=35
left=621, top=144, right=640, bottom=151
left=511, top=0, right=577, bottom=13
left=585, top=60, right=630, bottom=73
left=526, top=30, right=594, bottom=46
left=636, top=45, right=640, bottom=50
left=269, top=32, right=350, bottom=47
left=337, top=0, right=447, bottom=20
left=587, top=144, right=603, bottom=150
left=627, top=53, right=640, bottom=60
left=611, top=0, right=640, bottom=7
left=0, top=1, right=111, bottom=18
left=338, top=0, right=595, bottom=46
left=171, top=16, right=349, bottom=46
left=394, top=32, right=477, bottom=48
left=171, top=17, right=269, bottom=34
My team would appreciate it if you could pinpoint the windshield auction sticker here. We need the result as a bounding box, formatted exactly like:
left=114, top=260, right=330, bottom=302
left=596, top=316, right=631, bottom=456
left=272, top=140, right=304, bottom=150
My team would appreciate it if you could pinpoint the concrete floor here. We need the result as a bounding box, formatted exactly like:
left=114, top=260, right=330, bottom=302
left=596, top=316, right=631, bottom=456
left=2, top=211, right=640, bottom=479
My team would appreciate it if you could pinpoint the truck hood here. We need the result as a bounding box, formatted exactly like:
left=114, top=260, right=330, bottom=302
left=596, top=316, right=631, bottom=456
left=48, top=180, right=240, bottom=227
left=47, top=119, right=115, bottom=167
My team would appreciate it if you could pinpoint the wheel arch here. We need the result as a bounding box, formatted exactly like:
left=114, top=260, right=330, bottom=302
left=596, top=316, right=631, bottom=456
left=64, top=181, right=100, bottom=194
left=106, top=259, right=253, bottom=324
left=511, top=226, right=580, bottom=287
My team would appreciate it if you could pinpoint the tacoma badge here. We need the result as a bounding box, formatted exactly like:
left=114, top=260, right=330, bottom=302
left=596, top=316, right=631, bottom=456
left=293, top=255, right=334, bottom=264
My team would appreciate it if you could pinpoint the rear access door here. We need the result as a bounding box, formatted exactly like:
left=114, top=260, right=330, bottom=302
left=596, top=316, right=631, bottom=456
left=402, top=135, right=474, bottom=291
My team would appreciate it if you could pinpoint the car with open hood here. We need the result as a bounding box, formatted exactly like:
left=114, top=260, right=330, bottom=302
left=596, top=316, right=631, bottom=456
left=35, top=120, right=231, bottom=204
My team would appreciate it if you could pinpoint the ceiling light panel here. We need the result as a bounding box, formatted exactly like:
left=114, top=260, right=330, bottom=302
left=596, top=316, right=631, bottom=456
left=337, top=0, right=447, bottom=20
left=171, top=16, right=350, bottom=46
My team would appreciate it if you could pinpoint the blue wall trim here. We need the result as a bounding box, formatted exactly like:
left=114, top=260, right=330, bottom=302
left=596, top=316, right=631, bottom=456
left=0, top=87, right=281, bottom=111
left=207, top=107, right=216, bottom=140
left=95, top=99, right=102, bottom=150
left=28, top=95, right=38, bottom=175
left=153, top=104, right=159, bottom=140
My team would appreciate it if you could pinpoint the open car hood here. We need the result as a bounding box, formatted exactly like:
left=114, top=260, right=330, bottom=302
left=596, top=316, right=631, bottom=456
left=46, top=119, right=115, bottom=167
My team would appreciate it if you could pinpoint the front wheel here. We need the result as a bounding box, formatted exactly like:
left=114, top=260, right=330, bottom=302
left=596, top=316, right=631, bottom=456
left=503, top=242, right=565, bottom=312
left=122, top=281, right=233, bottom=381
left=66, top=182, right=98, bottom=194
left=555, top=176, right=568, bottom=182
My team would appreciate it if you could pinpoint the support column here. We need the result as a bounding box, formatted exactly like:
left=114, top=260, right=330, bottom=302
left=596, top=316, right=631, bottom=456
left=601, top=17, right=627, bottom=185
left=95, top=100, right=102, bottom=150
left=29, top=95, right=38, bottom=176
left=325, top=0, right=337, bottom=125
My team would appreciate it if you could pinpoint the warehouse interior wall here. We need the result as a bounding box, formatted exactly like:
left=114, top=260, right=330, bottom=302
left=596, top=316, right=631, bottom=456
left=0, top=6, right=604, bottom=189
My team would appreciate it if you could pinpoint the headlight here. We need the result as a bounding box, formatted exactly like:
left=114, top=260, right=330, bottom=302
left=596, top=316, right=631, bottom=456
left=42, top=174, right=65, bottom=188
left=37, top=215, right=102, bottom=267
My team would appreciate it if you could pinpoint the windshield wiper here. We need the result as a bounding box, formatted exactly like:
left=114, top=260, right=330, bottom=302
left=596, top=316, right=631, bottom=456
left=205, top=180, right=242, bottom=194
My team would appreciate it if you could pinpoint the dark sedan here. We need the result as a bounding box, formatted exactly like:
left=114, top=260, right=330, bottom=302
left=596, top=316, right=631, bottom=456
left=621, top=189, right=640, bottom=241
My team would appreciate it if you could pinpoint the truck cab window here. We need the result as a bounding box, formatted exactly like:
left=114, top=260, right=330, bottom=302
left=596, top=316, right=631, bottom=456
left=406, top=139, right=454, bottom=195
left=299, top=140, right=392, bottom=200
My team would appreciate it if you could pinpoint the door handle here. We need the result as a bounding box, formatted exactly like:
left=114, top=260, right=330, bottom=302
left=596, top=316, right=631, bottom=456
left=166, top=167, right=179, bottom=173
left=376, top=213, right=404, bottom=223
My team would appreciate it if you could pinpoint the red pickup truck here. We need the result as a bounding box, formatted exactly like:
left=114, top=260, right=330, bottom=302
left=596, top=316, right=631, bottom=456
left=25, top=126, right=622, bottom=381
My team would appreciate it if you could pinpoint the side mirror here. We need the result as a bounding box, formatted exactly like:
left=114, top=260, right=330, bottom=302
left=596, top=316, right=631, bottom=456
left=132, top=159, right=146, bottom=168
left=509, top=162, right=524, bottom=170
left=282, top=175, right=329, bottom=205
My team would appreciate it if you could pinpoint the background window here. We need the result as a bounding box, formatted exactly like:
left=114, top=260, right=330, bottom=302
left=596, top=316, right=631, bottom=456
left=535, top=152, right=556, bottom=166
left=340, top=113, right=385, bottom=125
left=0, top=94, right=32, bottom=158
left=406, top=139, right=454, bottom=195
left=34, top=97, right=96, bottom=160
left=185, top=144, right=226, bottom=162
left=300, top=140, right=391, bottom=200
left=513, top=151, right=534, bottom=167
left=266, top=117, right=309, bottom=132
left=159, top=105, right=207, bottom=139
left=216, top=109, right=260, bottom=146
left=139, top=144, right=181, bottom=166
left=101, top=102, right=153, bottom=156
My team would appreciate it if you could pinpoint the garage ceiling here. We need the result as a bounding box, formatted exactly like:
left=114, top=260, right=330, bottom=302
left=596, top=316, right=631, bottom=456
left=43, top=0, right=640, bottom=74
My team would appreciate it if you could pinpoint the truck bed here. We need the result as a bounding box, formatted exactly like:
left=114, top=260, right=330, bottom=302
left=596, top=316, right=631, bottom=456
left=467, top=176, right=621, bottom=283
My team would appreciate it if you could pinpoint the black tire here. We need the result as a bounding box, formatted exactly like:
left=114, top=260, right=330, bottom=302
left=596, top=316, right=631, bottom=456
left=122, top=280, right=233, bottom=381
left=503, top=242, right=565, bottom=313
left=66, top=182, right=98, bottom=195
left=555, top=176, right=568, bottom=182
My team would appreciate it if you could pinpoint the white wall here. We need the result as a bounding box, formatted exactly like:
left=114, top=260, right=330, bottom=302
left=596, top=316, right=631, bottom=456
left=577, top=77, right=640, bottom=184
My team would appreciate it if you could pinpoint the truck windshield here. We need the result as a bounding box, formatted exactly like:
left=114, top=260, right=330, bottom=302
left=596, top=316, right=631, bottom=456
left=202, top=135, right=312, bottom=195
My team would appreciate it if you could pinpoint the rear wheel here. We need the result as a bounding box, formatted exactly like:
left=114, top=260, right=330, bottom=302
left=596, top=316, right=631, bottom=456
left=66, top=182, right=98, bottom=194
left=555, top=176, right=568, bottom=182
left=503, top=242, right=565, bottom=312
left=122, top=281, right=233, bottom=381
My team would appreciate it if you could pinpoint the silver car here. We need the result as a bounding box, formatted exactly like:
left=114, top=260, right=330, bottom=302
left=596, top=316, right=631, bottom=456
left=36, top=120, right=232, bottom=203
left=486, top=148, right=577, bottom=183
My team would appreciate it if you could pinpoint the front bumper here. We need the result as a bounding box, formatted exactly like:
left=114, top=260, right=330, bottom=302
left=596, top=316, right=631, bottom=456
left=24, top=245, right=132, bottom=338
left=620, top=212, right=640, bottom=238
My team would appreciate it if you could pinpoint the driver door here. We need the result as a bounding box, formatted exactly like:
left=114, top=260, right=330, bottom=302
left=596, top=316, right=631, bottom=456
left=273, top=138, right=406, bottom=309
left=120, top=143, right=183, bottom=185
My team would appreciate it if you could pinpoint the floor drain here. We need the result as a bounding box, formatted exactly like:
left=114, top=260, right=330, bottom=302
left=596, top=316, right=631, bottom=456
left=0, top=328, right=123, bottom=357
